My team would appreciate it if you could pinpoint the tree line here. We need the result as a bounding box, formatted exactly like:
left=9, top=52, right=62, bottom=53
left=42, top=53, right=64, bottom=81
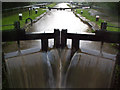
left=2, top=2, right=36, bottom=10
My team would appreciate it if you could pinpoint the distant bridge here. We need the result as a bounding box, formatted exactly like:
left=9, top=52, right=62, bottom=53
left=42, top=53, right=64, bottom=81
left=47, top=7, right=81, bottom=10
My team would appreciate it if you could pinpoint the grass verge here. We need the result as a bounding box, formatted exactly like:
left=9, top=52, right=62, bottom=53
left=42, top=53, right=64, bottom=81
left=76, top=9, right=119, bottom=32
left=2, top=8, right=46, bottom=30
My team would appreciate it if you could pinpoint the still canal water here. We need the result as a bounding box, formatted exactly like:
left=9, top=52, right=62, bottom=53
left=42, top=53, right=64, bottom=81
left=4, top=3, right=118, bottom=88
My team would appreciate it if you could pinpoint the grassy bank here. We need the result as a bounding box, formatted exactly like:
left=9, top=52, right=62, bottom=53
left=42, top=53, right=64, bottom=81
left=2, top=8, right=46, bottom=30
left=76, top=9, right=119, bottom=32
left=2, top=3, right=56, bottom=31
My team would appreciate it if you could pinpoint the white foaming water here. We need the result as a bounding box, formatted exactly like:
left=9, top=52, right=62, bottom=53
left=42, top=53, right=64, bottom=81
left=5, top=48, right=116, bottom=88
left=46, top=54, right=55, bottom=88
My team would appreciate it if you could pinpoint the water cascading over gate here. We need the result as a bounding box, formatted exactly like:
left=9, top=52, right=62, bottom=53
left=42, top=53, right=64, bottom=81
left=2, top=21, right=120, bottom=88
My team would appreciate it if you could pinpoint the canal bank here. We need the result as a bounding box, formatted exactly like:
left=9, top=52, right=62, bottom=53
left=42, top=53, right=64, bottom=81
left=75, top=8, right=119, bottom=32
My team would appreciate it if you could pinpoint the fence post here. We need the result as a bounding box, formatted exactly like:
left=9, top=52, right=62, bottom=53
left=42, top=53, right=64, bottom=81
left=2, top=52, right=8, bottom=87
left=14, top=21, right=20, bottom=30
left=41, top=38, right=48, bottom=52
left=61, top=29, right=67, bottom=48
left=72, top=38, right=79, bottom=51
left=54, top=29, right=60, bottom=48
left=118, top=43, right=120, bottom=85
left=29, top=8, right=31, bottom=16
left=118, top=43, right=120, bottom=65
left=101, top=22, right=107, bottom=30
left=14, top=21, right=21, bottom=50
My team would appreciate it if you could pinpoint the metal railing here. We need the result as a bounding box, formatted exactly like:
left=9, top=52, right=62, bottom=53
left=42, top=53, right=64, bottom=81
left=107, top=25, right=120, bottom=28
left=101, top=22, right=120, bottom=30
left=0, top=24, right=14, bottom=27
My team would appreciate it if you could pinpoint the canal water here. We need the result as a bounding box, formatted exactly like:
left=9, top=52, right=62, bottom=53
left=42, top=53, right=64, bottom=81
left=4, top=3, right=118, bottom=88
